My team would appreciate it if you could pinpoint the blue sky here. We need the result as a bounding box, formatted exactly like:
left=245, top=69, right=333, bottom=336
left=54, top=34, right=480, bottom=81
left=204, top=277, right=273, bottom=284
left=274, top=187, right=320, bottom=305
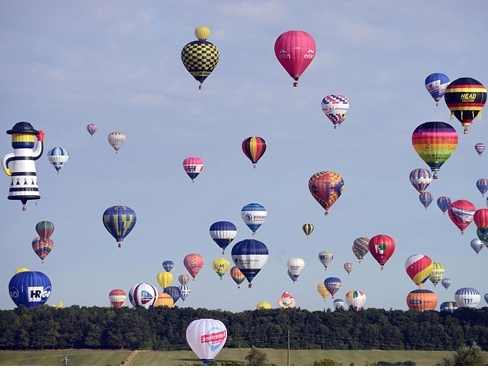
left=1, top=0, right=488, bottom=312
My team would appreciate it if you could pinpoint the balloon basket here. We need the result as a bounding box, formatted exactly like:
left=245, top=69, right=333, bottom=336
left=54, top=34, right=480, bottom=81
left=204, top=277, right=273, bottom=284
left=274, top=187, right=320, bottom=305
left=293, top=82, right=298, bottom=87
left=248, top=284, right=252, bottom=288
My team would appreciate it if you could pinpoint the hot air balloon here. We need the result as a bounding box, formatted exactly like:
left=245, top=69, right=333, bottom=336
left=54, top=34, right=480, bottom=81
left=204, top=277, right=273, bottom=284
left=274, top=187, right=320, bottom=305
left=441, top=278, right=452, bottom=290
left=345, top=290, right=366, bottom=310
left=31, top=236, right=54, bottom=263
left=317, top=282, right=330, bottom=301
left=444, top=77, right=487, bottom=134
left=14, top=267, right=29, bottom=274
left=308, top=171, right=344, bottom=215
left=287, top=258, right=305, bottom=283
left=183, top=253, right=204, bottom=280
left=343, top=262, right=354, bottom=275
left=179, top=285, right=191, bottom=302
left=321, top=94, right=350, bottom=128
left=156, top=271, right=173, bottom=289
left=241, top=136, right=267, bottom=168
left=241, top=203, right=267, bottom=235
left=479, top=227, right=488, bottom=245
left=302, top=223, right=314, bottom=238
left=9, top=271, right=52, bottom=308
left=476, top=179, right=488, bottom=197
left=411, top=121, right=458, bottom=179
left=178, top=274, right=190, bottom=286
left=333, top=299, right=345, bottom=309
left=409, top=168, right=432, bottom=194
left=164, top=286, right=181, bottom=304
left=181, top=27, right=220, bottom=90
left=368, top=234, right=395, bottom=270
left=128, top=283, right=158, bottom=309
left=231, top=238, right=269, bottom=288
left=47, top=147, right=69, bottom=174
left=428, top=262, right=444, bottom=287
left=107, top=132, right=126, bottom=153
left=209, top=221, right=237, bottom=254
left=102, top=205, right=137, bottom=247
left=419, top=192, right=433, bottom=210
left=212, top=258, right=231, bottom=280
left=324, top=276, right=341, bottom=298
left=470, top=238, right=484, bottom=255
left=406, top=289, right=438, bottom=311
left=229, top=266, right=246, bottom=288
left=86, top=124, right=97, bottom=136
left=35, top=220, right=54, bottom=242
left=318, top=251, right=333, bottom=270
left=475, top=142, right=485, bottom=156
left=109, top=289, right=126, bottom=308
left=278, top=291, right=296, bottom=308
left=274, top=30, right=316, bottom=87
left=437, top=196, right=451, bottom=215
left=425, top=73, right=450, bottom=105
left=256, top=301, right=272, bottom=309
left=352, top=237, right=369, bottom=262
left=454, top=287, right=481, bottom=308
left=405, top=254, right=433, bottom=288
left=162, top=260, right=174, bottom=272
left=485, top=293, right=488, bottom=304
left=154, top=292, right=174, bottom=308
left=447, top=199, right=476, bottom=234
left=186, top=319, right=227, bottom=365
left=440, top=301, right=458, bottom=313
left=183, top=157, right=204, bottom=182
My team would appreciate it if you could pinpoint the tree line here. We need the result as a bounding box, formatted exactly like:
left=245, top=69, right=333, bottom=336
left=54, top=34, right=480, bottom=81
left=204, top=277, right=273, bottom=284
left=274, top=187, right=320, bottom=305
left=0, top=305, right=487, bottom=351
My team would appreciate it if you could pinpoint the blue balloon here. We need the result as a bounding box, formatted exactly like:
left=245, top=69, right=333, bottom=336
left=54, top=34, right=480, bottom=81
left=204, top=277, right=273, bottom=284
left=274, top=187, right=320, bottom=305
left=436, top=196, right=451, bottom=215
left=162, top=260, right=174, bottom=272
left=241, top=203, right=267, bottom=235
left=164, top=286, right=181, bottom=304
left=9, top=271, right=52, bottom=308
left=102, top=205, right=137, bottom=248
left=324, top=276, right=342, bottom=298
left=425, top=73, right=450, bottom=105
left=231, top=239, right=269, bottom=288
left=440, top=301, right=457, bottom=313
left=209, top=221, right=237, bottom=254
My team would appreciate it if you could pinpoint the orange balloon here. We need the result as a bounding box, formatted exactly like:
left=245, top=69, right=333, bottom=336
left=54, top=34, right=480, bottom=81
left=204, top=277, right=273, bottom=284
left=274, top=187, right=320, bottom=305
left=406, top=289, right=438, bottom=311
left=183, top=253, right=204, bottom=280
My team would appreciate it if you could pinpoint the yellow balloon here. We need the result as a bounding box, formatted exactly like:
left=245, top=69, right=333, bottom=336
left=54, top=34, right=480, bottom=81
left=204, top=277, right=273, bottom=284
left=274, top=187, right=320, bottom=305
left=156, top=271, right=173, bottom=289
left=212, top=258, right=231, bottom=279
left=256, top=301, right=272, bottom=309
left=14, top=267, right=29, bottom=274
left=154, top=292, right=174, bottom=308
left=317, top=282, right=330, bottom=301
left=195, top=26, right=210, bottom=41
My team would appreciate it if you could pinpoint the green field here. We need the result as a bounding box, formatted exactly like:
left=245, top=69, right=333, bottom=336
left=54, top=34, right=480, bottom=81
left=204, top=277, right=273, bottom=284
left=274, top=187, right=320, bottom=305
left=0, top=348, right=480, bottom=366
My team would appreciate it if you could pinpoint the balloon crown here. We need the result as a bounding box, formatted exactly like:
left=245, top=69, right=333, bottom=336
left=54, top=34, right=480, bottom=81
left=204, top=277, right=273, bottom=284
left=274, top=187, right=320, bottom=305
left=7, top=122, right=39, bottom=135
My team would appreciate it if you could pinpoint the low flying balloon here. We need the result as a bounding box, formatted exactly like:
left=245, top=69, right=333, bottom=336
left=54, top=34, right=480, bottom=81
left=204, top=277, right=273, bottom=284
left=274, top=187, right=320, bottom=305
left=308, top=171, right=344, bottom=215
left=256, top=301, right=272, bottom=309
left=444, top=77, right=487, bottom=134
left=475, top=143, right=485, bottom=156
left=437, top=196, right=451, bottom=215
left=14, top=267, right=29, bottom=274
left=9, top=271, right=52, bottom=308
left=186, top=318, right=227, bottom=365
left=368, top=234, right=395, bottom=270
left=209, top=221, right=237, bottom=254
left=411, top=121, right=458, bottom=179
left=321, top=94, right=350, bottom=128
left=470, top=238, right=484, bottom=255
left=302, top=223, right=314, bottom=238
left=447, top=199, right=476, bottom=234
left=102, top=205, right=137, bottom=247
left=428, top=262, right=444, bottom=287
left=47, top=147, right=69, bottom=174
left=231, top=238, right=268, bottom=288
left=278, top=291, right=296, bottom=308
left=128, top=283, right=158, bottom=309
left=109, top=289, right=126, bottom=308
left=406, top=289, right=438, bottom=311
left=485, top=293, right=488, bottom=304
left=476, top=179, right=488, bottom=197
left=424, top=73, right=450, bottom=105
left=229, top=266, right=246, bottom=288
left=440, top=301, right=458, bottom=313
left=32, top=236, right=54, bottom=263
left=212, top=258, right=231, bottom=280
left=441, top=278, right=452, bottom=290
left=409, top=168, right=432, bottom=194
left=318, top=251, right=333, bottom=270
left=324, top=276, right=341, bottom=298
left=345, top=290, right=366, bottom=310
left=241, top=136, right=267, bottom=168
left=35, top=220, right=54, bottom=241
left=183, top=157, right=204, bottom=182
left=162, top=260, right=174, bottom=272
left=352, top=237, right=369, bottom=262
left=86, top=124, right=97, bottom=136
left=343, top=262, right=354, bottom=275
left=181, top=27, right=220, bottom=90
left=154, top=292, right=174, bottom=308
left=164, top=286, right=181, bottom=304
left=405, top=254, right=433, bottom=288
left=477, top=228, right=488, bottom=244
left=156, top=271, right=173, bottom=289
left=179, top=285, right=191, bottom=302
left=419, top=192, right=433, bottom=210
left=454, top=287, right=481, bottom=308
left=317, top=282, right=330, bottom=301
left=241, top=203, right=267, bottom=235
left=287, top=258, right=305, bottom=283
left=183, top=253, right=204, bottom=280
left=274, top=30, right=316, bottom=87
left=333, top=299, right=345, bottom=309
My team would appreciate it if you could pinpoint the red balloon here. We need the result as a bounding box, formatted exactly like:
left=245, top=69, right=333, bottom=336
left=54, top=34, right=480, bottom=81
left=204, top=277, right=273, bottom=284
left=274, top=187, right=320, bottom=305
left=183, top=253, right=204, bottom=280
left=447, top=199, right=476, bottom=234
left=368, top=234, right=395, bottom=270
left=274, top=30, right=316, bottom=87
left=473, top=208, right=488, bottom=236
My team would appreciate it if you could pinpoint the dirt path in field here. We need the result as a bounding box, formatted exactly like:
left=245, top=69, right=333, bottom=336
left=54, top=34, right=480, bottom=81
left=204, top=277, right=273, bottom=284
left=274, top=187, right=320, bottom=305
left=121, top=350, right=139, bottom=366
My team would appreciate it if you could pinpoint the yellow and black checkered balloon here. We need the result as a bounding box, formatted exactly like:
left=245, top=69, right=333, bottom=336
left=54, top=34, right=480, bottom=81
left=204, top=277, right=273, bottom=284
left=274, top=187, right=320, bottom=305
left=181, top=40, right=219, bottom=88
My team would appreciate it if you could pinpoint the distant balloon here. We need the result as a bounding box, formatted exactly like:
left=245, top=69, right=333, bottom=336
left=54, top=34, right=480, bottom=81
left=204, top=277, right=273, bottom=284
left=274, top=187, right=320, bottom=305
left=241, top=136, right=267, bottom=168
left=31, top=236, right=54, bottom=263
left=405, top=254, right=433, bottom=288
left=256, top=301, right=272, bottom=309
left=128, top=283, right=158, bottom=309
left=163, top=286, right=181, bottom=304
left=47, top=147, right=69, bottom=174
left=317, top=282, right=331, bottom=301
left=156, top=271, right=173, bottom=289
left=411, top=121, right=458, bottom=179
left=278, top=291, right=296, bottom=308
left=324, top=276, right=342, bottom=298
left=209, top=221, right=237, bottom=254
left=440, top=301, right=458, bottom=313
left=9, top=271, right=52, bottom=308
left=441, top=278, right=452, bottom=290
left=409, top=168, right=432, bottom=194
left=477, top=228, right=488, bottom=245
left=474, top=208, right=488, bottom=237
left=183, top=157, right=204, bottom=182
left=229, top=266, right=246, bottom=288
left=436, top=196, right=451, bottom=215
left=35, top=220, right=54, bottom=242
left=333, top=299, right=345, bottom=309
left=241, top=203, right=267, bottom=235
left=287, top=258, right=305, bottom=283
left=470, top=238, right=484, bottom=255
left=352, top=237, right=369, bottom=262
left=274, top=30, right=316, bottom=87
left=425, top=73, right=450, bottom=105
left=318, top=251, right=334, bottom=270
left=86, top=124, right=97, bottom=136
left=302, top=223, right=314, bottom=238
left=475, top=143, right=485, bottom=157
left=212, top=258, right=231, bottom=280
left=419, top=192, right=433, bottom=210
left=345, top=290, right=366, bottom=310
left=231, top=238, right=269, bottom=288
left=162, top=260, right=174, bottom=272
left=179, top=285, right=191, bottom=302
left=343, top=262, right=354, bottom=275
left=102, top=205, right=137, bottom=247
left=485, top=293, right=488, bottom=304
left=154, top=292, right=174, bottom=308
left=454, top=287, right=481, bottom=308
left=444, top=77, right=487, bottom=134
left=178, top=274, right=190, bottom=286
left=308, top=171, right=344, bottom=215
left=109, top=289, right=126, bottom=308
left=447, top=199, right=476, bottom=234
left=406, top=289, right=438, bottom=311
left=183, top=253, right=204, bottom=280
left=368, top=234, right=395, bottom=270
left=321, top=94, right=350, bottom=129
left=14, top=267, right=29, bottom=274
left=107, top=132, right=126, bottom=153
left=428, top=262, right=444, bottom=287
left=186, top=318, right=227, bottom=365
left=476, top=179, right=488, bottom=197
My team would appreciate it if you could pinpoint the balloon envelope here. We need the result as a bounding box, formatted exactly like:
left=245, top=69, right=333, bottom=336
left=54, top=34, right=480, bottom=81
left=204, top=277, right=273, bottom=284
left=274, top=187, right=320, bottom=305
left=324, top=276, right=341, bottom=298
left=405, top=254, right=433, bottom=288
left=31, top=236, right=54, bottom=262
left=156, top=271, right=173, bottom=289
left=212, top=258, right=231, bottom=279
left=107, top=132, right=126, bottom=153
left=317, top=282, right=330, bottom=301
left=409, top=168, right=432, bottom=194
left=241, top=136, right=267, bottom=168
left=183, top=253, right=204, bottom=280
left=454, top=287, right=481, bottom=308
left=241, top=203, right=267, bottom=235
left=308, top=171, right=344, bottom=215
left=231, top=238, right=269, bottom=288
left=35, top=220, right=54, bottom=241
left=321, top=94, right=349, bottom=128
left=183, top=157, right=204, bottom=182
left=102, top=205, right=137, bottom=247
left=209, top=221, right=237, bottom=254
left=154, top=292, right=174, bottom=308
left=47, top=147, right=69, bottom=173
left=406, top=289, right=438, bottom=311
left=186, top=319, right=227, bottom=365
left=447, top=199, right=476, bottom=234
left=9, top=271, right=52, bottom=308
left=128, top=283, right=158, bottom=309
left=109, top=289, right=126, bottom=308
left=86, top=124, right=97, bottom=136
left=229, top=266, right=246, bottom=288
left=419, top=192, right=433, bottom=210
left=470, top=238, right=484, bottom=254
left=302, top=223, right=314, bottom=238
left=440, top=301, right=458, bottom=313
left=441, top=278, right=452, bottom=290
left=475, top=143, right=485, bottom=156
left=345, top=290, right=366, bottom=310
left=425, top=73, right=450, bottom=104
left=256, top=301, right=272, bottom=309
left=368, top=234, right=395, bottom=270
left=476, top=179, right=488, bottom=197
left=287, top=258, right=305, bottom=283
left=428, top=262, right=444, bottom=287
left=318, top=251, right=333, bottom=270
left=436, top=196, right=451, bottom=214
left=162, top=260, right=174, bottom=272
left=333, top=299, right=345, bottom=309
left=352, top=237, right=369, bottom=262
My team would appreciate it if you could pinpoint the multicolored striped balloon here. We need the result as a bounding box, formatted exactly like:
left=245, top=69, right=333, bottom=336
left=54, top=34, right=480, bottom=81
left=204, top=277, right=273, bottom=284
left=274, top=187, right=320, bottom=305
left=352, top=237, right=369, bottom=262
left=241, top=136, right=267, bottom=168
left=31, top=236, right=54, bottom=263
left=182, top=156, right=204, bottom=182
left=436, top=196, right=451, bottom=215
left=47, top=146, right=69, bottom=174
left=428, top=262, right=444, bottom=287
left=308, top=171, right=344, bottom=215
left=345, top=290, right=366, bottom=310
left=405, top=254, right=433, bottom=288
left=409, top=168, right=432, bottom=193
left=321, top=94, right=349, bottom=128
left=419, top=191, right=433, bottom=210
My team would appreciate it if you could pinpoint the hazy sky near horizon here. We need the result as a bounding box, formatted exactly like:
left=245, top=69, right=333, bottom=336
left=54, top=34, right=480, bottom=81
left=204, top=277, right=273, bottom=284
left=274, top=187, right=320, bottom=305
left=1, top=0, right=488, bottom=312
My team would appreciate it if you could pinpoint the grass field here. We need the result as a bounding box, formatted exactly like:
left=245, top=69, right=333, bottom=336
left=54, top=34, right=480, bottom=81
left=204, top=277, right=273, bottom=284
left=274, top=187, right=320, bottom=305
left=0, top=348, right=483, bottom=366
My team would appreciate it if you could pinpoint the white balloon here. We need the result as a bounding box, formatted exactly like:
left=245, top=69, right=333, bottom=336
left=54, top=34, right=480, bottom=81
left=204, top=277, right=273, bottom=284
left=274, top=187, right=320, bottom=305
left=455, top=287, right=481, bottom=308
left=128, top=283, right=158, bottom=309
left=287, top=258, right=305, bottom=282
left=186, top=319, right=227, bottom=365
left=108, top=132, right=126, bottom=153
